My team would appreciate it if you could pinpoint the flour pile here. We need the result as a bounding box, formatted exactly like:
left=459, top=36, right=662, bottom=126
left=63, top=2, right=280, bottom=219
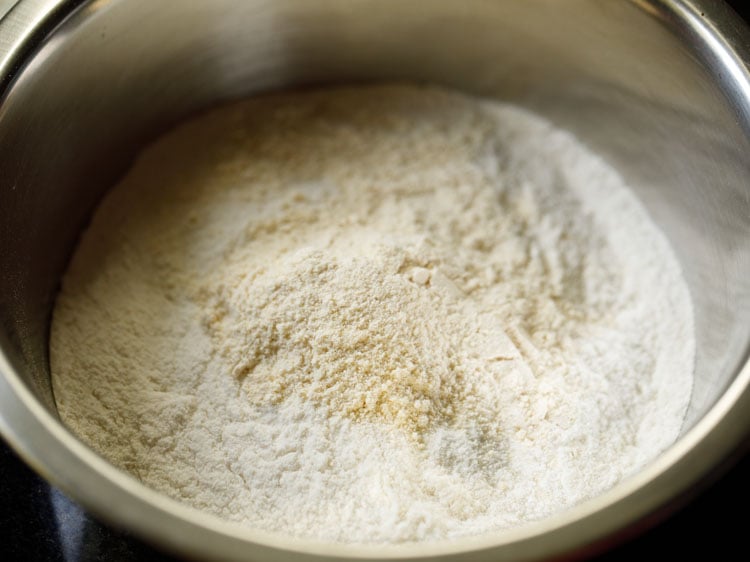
left=50, top=84, right=694, bottom=542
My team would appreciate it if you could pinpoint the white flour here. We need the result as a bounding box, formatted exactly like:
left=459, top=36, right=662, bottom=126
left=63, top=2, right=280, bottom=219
left=50, top=84, right=694, bottom=543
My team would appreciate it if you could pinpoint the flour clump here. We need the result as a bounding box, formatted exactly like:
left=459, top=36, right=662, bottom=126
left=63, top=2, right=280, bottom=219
left=50, top=84, right=695, bottom=543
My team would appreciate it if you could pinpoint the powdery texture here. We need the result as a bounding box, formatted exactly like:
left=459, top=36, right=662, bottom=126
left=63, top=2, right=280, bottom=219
left=50, top=84, right=695, bottom=543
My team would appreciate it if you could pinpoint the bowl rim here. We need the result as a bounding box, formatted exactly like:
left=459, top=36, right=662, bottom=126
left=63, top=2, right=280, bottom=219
left=1, top=0, right=749, bottom=560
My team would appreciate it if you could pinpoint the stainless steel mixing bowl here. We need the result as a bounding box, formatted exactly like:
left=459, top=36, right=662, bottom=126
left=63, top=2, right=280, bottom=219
left=1, top=1, right=749, bottom=560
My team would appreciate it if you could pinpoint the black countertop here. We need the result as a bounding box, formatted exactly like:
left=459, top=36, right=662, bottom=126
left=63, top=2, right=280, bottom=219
left=2, top=1, right=750, bottom=560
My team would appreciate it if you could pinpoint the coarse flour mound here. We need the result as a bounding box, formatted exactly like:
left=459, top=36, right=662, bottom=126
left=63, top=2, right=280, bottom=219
left=50, top=84, right=694, bottom=543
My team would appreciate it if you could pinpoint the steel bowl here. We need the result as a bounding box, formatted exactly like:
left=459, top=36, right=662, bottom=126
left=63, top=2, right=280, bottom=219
left=1, top=1, right=749, bottom=560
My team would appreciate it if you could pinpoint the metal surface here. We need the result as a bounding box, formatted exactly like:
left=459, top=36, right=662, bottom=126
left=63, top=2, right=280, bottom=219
left=0, top=0, right=749, bottom=560
left=0, top=1, right=18, bottom=20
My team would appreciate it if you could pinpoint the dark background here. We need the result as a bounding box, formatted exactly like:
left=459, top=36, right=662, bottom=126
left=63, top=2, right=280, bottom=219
left=2, top=1, right=749, bottom=560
